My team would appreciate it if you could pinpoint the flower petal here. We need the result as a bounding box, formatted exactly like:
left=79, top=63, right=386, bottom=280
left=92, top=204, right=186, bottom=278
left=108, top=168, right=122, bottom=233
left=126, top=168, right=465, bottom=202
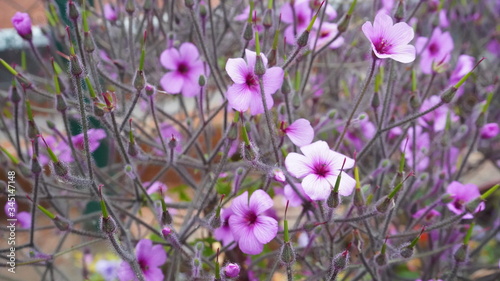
left=227, top=84, right=253, bottom=112
left=285, top=152, right=312, bottom=178
left=238, top=228, right=263, bottom=255
left=160, top=72, right=184, bottom=94
left=148, top=244, right=167, bottom=267
left=249, top=92, right=273, bottom=115
left=387, top=22, right=415, bottom=46
left=249, top=190, right=274, bottom=215
left=160, top=48, right=181, bottom=70
left=230, top=191, right=249, bottom=217
left=253, top=215, right=278, bottom=244
left=389, top=45, right=416, bottom=63
left=135, top=239, right=152, bottom=262
left=226, top=58, right=249, bottom=84
left=179, top=42, right=200, bottom=63
left=301, top=174, right=331, bottom=200
left=285, top=118, right=314, bottom=147
left=262, top=67, right=284, bottom=95
left=326, top=172, right=356, bottom=196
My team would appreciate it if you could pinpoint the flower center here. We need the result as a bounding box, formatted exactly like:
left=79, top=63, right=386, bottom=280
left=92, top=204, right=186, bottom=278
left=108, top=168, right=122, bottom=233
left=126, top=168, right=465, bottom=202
left=453, top=199, right=465, bottom=210
left=428, top=43, right=439, bottom=55
left=138, top=259, right=149, bottom=272
left=178, top=63, right=190, bottom=74
left=320, top=30, right=330, bottom=38
left=313, top=163, right=330, bottom=177
left=245, top=73, right=258, bottom=87
left=376, top=38, right=392, bottom=54
left=244, top=211, right=258, bottom=225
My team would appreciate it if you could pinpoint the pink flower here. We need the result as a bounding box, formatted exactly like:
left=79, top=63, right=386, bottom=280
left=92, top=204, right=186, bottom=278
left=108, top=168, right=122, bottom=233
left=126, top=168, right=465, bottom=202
left=104, top=4, right=118, bottom=22
left=225, top=50, right=284, bottom=115
left=419, top=95, right=458, bottom=132
left=285, top=140, right=356, bottom=200
left=450, top=55, right=475, bottom=85
left=229, top=190, right=278, bottom=255
left=118, top=239, right=167, bottom=281
left=362, top=12, right=416, bottom=63
left=310, top=22, right=345, bottom=51
left=480, top=123, right=499, bottom=139
left=11, top=12, right=32, bottom=40
left=160, top=43, right=205, bottom=97
left=281, top=0, right=313, bottom=45
left=415, top=28, right=454, bottom=74
left=223, top=263, right=240, bottom=278
left=68, top=129, right=107, bottom=158
left=4, top=201, right=31, bottom=228
left=283, top=118, right=314, bottom=147
left=284, top=183, right=312, bottom=207
left=214, top=208, right=235, bottom=249
left=446, top=181, right=485, bottom=219
left=412, top=208, right=441, bottom=222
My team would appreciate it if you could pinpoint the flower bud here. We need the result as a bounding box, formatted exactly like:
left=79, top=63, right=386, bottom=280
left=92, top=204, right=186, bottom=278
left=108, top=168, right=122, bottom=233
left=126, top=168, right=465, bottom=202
left=68, top=1, right=80, bottom=21
left=243, top=143, right=259, bottom=162
left=56, top=95, right=67, bottom=112
left=9, top=83, right=21, bottom=104
left=353, top=188, right=364, bottom=208
left=281, top=77, right=291, bottom=95
left=53, top=216, right=72, bottom=231
left=268, top=49, right=277, bottom=67
left=297, top=31, right=310, bottom=47
left=394, top=0, right=405, bottom=23
left=31, top=156, right=42, bottom=175
left=227, top=123, right=238, bottom=141
left=209, top=213, right=221, bottom=229
left=292, top=92, right=301, bottom=109
left=440, top=87, right=457, bottom=103
left=198, top=75, right=206, bottom=87
left=11, top=12, right=33, bottom=41
left=125, top=0, right=136, bottom=15
left=27, top=121, right=39, bottom=140
left=224, top=263, right=240, bottom=278
left=124, top=164, right=136, bottom=180
left=254, top=55, right=266, bottom=76
left=280, top=243, right=296, bottom=265
left=371, top=91, right=380, bottom=108
left=70, top=55, right=83, bottom=77
left=327, top=190, right=340, bottom=209
left=145, top=84, right=156, bottom=96
left=375, top=196, right=394, bottom=214
left=410, top=95, right=420, bottom=110
left=399, top=242, right=414, bottom=258
left=168, top=135, right=177, bottom=150
left=263, top=9, right=273, bottom=29
left=83, top=31, right=96, bottom=53
left=184, top=0, right=194, bottom=9
left=133, top=70, right=146, bottom=91
left=332, top=249, right=349, bottom=271
left=199, top=3, right=207, bottom=18
left=143, top=0, right=153, bottom=12
left=161, top=210, right=173, bottom=225
left=53, top=161, right=69, bottom=178
left=337, top=14, right=351, bottom=34
left=374, top=251, right=387, bottom=266
left=243, top=23, right=253, bottom=41
left=162, top=227, right=172, bottom=237
left=100, top=216, right=117, bottom=234
left=195, top=241, right=204, bottom=253
left=454, top=244, right=468, bottom=263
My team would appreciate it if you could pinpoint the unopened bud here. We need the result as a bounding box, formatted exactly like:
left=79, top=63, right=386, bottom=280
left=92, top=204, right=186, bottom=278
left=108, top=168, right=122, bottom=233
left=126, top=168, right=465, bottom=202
left=371, top=92, right=380, bottom=108
left=399, top=243, right=414, bottom=258
left=70, top=55, right=83, bottom=77
left=375, top=196, right=393, bottom=214
left=210, top=214, right=221, bottom=229
left=440, top=87, right=457, bottom=103
left=198, top=75, right=206, bottom=87
left=125, top=0, right=136, bottom=14
left=267, top=49, right=277, bottom=67
left=31, top=157, right=42, bottom=175
left=83, top=32, right=96, bottom=53
left=394, top=0, right=405, bottom=23
left=297, top=31, right=310, bottom=47
left=128, top=142, right=138, bottom=157
left=199, top=4, right=207, bottom=18
left=143, top=0, right=153, bottom=12
left=254, top=55, right=266, bottom=76
left=134, top=70, right=146, bottom=90
left=327, top=190, right=340, bottom=209
left=46, top=120, right=56, bottom=130
left=353, top=188, right=364, bottom=208
left=332, top=250, right=349, bottom=271
left=281, top=77, right=291, bottom=95
left=27, top=121, right=39, bottom=139
left=168, top=136, right=177, bottom=150
left=56, top=95, right=67, bottom=112
left=162, top=227, right=172, bottom=237
left=454, top=244, right=468, bottom=263
left=53, top=216, right=72, bottom=231
left=224, top=263, right=240, bottom=278
left=337, top=14, right=351, bottom=34
left=161, top=210, right=173, bottom=225
left=68, top=1, right=80, bottom=20
left=280, top=243, right=296, bottom=265
left=53, top=161, right=69, bottom=177
left=243, top=143, right=259, bottom=162
left=145, top=84, right=156, bottom=96
left=243, top=23, right=253, bottom=41
left=184, top=0, right=195, bottom=9
left=10, top=84, right=21, bottom=104
left=100, top=216, right=117, bottom=234
left=374, top=252, right=387, bottom=266
left=292, top=92, right=301, bottom=109
left=195, top=241, right=204, bottom=253
left=410, top=95, right=420, bottom=110
left=263, top=9, right=273, bottom=28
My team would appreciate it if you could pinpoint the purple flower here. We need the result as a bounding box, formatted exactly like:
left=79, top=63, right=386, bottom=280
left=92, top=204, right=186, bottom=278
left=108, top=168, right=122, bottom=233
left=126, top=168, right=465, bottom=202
left=362, top=12, right=416, bottom=63
left=4, top=201, right=31, bottom=228
left=283, top=118, right=314, bottom=147
left=480, top=123, right=499, bottom=139
left=225, top=50, right=284, bottom=115
left=229, top=190, right=278, bottom=255
left=284, top=183, right=312, bottom=207
left=223, top=263, right=240, bottom=278
left=95, top=259, right=121, bottom=281
left=446, top=181, right=485, bottom=219
left=11, top=12, right=32, bottom=40
left=415, top=28, right=454, bottom=74
left=281, top=0, right=313, bottom=45
left=412, top=208, right=441, bottom=222
left=104, top=4, right=118, bottom=22
left=214, top=208, right=235, bottom=249
left=118, top=239, right=167, bottom=281
left=67, top=129, right=107, bottom=159
left=160, top=43, right=206, bottom=97
left=310, top=22, right=345, bottom=51
left=285, top=140, right=356, bottom=200
left=419, top=95, right=458, bottom=132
